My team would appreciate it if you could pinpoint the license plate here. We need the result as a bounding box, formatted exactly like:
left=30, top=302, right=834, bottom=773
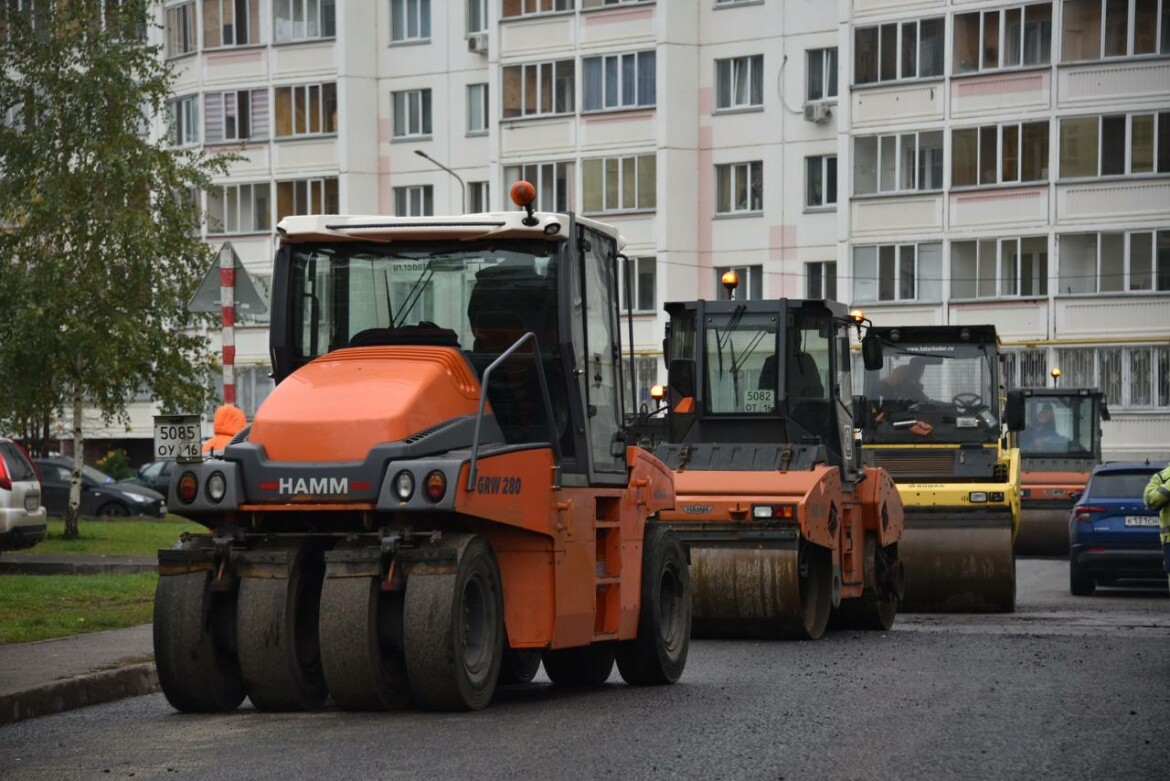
left=1124, top=516, right=1158, bottom=527
left=24, top=494, right=39, bottom=511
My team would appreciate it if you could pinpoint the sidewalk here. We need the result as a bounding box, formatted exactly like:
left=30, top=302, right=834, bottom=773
left=0, top=555, right=160, bottom=724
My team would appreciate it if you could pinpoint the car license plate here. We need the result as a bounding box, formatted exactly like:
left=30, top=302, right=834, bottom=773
left=24, top=494, right=39, bottom=511
left=1124, top=516, right=1158, bottom=527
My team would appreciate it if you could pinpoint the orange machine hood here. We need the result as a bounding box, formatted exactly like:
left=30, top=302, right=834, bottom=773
left=248, top=346, right=482, bottom=462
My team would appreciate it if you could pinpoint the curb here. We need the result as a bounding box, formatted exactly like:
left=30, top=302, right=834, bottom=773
left=0, top=663, right=159, bottom=725
left=0, top=561, right=156, bottom=576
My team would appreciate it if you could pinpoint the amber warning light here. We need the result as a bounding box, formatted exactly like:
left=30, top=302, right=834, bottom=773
left=511, top=180, right=538, bottom=226
left=650, top=384, right=665, bottom=402
left=721, top=270, right=739, bottom=294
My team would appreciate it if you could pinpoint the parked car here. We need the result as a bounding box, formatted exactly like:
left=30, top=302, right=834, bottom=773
left=0, top=438, right=47, bottom=552
left=129, top=459, right=176, bottom=496
left=32, top=457, right=166, bottom=519
left=1069, top=462, right=1164, bottom=596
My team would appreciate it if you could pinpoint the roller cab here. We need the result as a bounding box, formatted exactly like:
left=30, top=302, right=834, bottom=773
left=1015, top=387, right=1109, bottom=556
left=651, top=297, right=905, bottom=639
left=860, top=325, right=1024, bottom=612
left=154, top=202, right=690, bottom=714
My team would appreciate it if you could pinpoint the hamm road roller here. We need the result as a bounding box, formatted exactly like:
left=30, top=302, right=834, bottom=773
left=154, top=185, right=690, bottom=712
left=1015, top=387, right=1109, bottom=556
left=860, top=325, right=1026, bottom=612
left=649, top=287, right=905, bottom=640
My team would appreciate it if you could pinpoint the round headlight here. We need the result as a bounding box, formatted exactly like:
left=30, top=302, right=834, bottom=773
left=425, top=470, right=447, bottom=503
left=176, top=472, right=198, bottom=504
left=206, top=472, right=227, bottom=503
left=394, top=470, right=415, bottom=502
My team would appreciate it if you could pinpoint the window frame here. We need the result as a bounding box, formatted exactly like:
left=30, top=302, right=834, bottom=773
left=952, top=120, right=1050, bottom=188
left=854, top=17, right=945, bottom=85
left=164, top=1, right=196, bottom=59
left=206, top=182, right=271, bottom=235
left=467, top=0, right=487, bottom=34
left=393, top=184, right=434, bottom=216
left=582, top=50, right=656, bottom=112
left=621, top=256, right=657, bottom=314
left=1055, top=343, right=1170, bottom=410
left=204, top=0, right=259, bottom=49
left=715, top=161, right=764, bottom=215
left=1061, top=0, right=1170, bottom=62
left=273, top=82, right=338, bottom=138
left=1057, top=229, right=1170, bottom=294
left=953, top=2, right=1054, bottom=75
left=501, top=0, right=574, bottom=20
left=501, top=59, right=576, bottom=119
left=853, top=130, right=945, bottom=195
left=805, top=154, right=838, bottom=209
left=852, top=242, right=943, bottom=303
left=276, top=177, right=339, bottom=223
left=391, top=0, right=431, bottom=43
left=582, top=154, right=656, bottom=214
left=168, top=94, right=200, bottom=147
left=714, top=265, right=764, bottom=300
left=468, top=180, right=490, bottom=212
left=1059, top=111, right=1170, bottom=179
left=950, top=235, right=1049, bottom=300
left=806, top=47, right=839, bottom=103
left=502, top=161, right=574, bottom=212
left=204, top=88, right=269, bottom=143
left=715, top=55, right=764, bottom=111
left=467, top=83, right=489, bottom=135
left=392, top=88, right=433, bottom=139
left=806, top=261, right=838, bottom=300
left=273, top=0, right=336, bottom=44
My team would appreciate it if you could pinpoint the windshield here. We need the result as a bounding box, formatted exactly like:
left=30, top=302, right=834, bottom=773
left=288, top=240, right=560, bottom=360
left=1020, top=395, right=1096, bottom=456
left=704, top=311, right=780, bottom=414
left=83, top=465, right=114, bottom=484
left=864, top=342, right=998, bottom=444
left=1088, top=470, right=1155, bottom=499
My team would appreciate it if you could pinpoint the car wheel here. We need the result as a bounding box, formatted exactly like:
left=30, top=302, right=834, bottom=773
left=1069, top=559, right=1095, bottom=597
left=97, top=502, right=129, bottom=518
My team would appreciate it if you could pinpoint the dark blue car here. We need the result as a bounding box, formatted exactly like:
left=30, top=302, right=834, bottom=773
left=1069, top=462, right=1163, bottom=596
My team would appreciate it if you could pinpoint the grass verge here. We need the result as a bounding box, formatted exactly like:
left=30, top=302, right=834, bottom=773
left=12, top=516, right=204, bottom=559
left=0, top=572, right=158, bottom=644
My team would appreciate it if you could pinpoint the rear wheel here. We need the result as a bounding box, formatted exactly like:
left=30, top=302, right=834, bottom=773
left=237, top=540, right=329, bottom=711
left=782, top=541, right=832, bottom=640
left=1070, top=559, right=1096, bottom=596
left=404, top=536, right=503, bottom=710
left=543, top=643, right=615, bottom=688
left=616, top=526, right=691, bottom=685
left=153, top=570, right=245, bottom=713
left=498, top=648, right=542, bottom=685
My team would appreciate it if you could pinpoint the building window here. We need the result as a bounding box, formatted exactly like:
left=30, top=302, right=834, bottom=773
left=854, top=131, right=943, bottom=194
left=276, top=177, right=339, bottom=222
left=1062, top=0, right=1170, bottom=61
left=168, top=95, right=199, bottom=146
left=855, top=17, right=944, bottom=84
left=501, top=0, right=572, bottom=19
left=391, top=0, right=430, bottom=42
left=394, top=185, right=433, bottom=216
left=806, top=48, right=838, bottom=102
left=1059, top=230, right=1170, bottom=294
left=715, top=161, right=763, bottom=214
left=582, top=154, right=656, bottom=213
left=805, top=155, right=837, bottom=208
left=205, top=89, right=269, bottom=143
left=954, top=3, right=1053, bottom=74
left=583, top=0, right=649, bottom=7
left=624, top=354, right=661, bottom=416
left=469, top=181, right=490, bottom=212
left=621, top=256, right=656, bottom=313
left=467, top=84, right=488, bottom=134
left=467, top=0, right=487, bottom=33
left=503, top=162, right=573, bottom=211
left=953, top=121, right=1050, bottom=187
left=852, top=242, right=943, bottom=303
left=206, top=183, right=270, bottom=234
left=274, top=0, right=336, bottom=42
left=392, top=89, right=432, bottom=138
left=204, top=0, right=259, bottom=48
left=1060, top=112, right=1170, bottom=178
left=1003, top=348, right=1050, bottom=388
left=714, top=266, right=763, bottom=300
left=1056, top=344, right=1170, bottom=409
left=274, top=83, right=338, bottom=138
left=234, top=365, right=276, bottom=417
left=165, top=2, right=195, bottom=58
left=502, top=60, right=575, bottom=118
left=951, top=236, right=1048, bottom=299
left=583, top=51, right=656, bottom=111
left=715, top=55, right=763, bottom=110
left=806, top=261, right=837, bottom=300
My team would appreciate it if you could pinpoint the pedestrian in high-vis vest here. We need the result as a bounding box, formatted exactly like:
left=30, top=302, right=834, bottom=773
left=1144, top=462, right=1170, bottom=590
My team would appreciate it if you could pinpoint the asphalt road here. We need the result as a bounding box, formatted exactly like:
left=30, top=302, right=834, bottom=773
left=3, top=559, right=1169, bottom=781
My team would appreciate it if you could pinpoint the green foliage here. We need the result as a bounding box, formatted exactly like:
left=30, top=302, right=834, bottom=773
left=0, top=1, right=233, bottom=449
left=95, top=448, right=134, bottom=480
left=0, top=572, right=158, bottom=644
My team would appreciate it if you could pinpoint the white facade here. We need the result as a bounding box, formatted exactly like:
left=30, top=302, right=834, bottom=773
left=118, top=0, right=1168, bottom=461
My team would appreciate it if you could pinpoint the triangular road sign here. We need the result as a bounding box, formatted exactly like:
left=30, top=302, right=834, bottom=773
left=188, top=242, right=268, bottom=315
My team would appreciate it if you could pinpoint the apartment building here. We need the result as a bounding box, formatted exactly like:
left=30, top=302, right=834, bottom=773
left=87, top=0, right=1166, bottom=462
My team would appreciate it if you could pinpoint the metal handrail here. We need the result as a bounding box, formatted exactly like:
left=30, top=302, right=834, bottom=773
left=467, top=332, right=563, bottom=491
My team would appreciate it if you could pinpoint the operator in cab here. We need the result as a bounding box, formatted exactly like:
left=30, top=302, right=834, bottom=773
left=1020, top=403, right=1069, bottom=453
left=876, top=357, right=928, bottom=405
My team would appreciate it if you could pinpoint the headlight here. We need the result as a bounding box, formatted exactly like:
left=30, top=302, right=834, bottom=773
left=206, top=472, right=227, bottom=503
left=126, top=492, right=152, bottom=504
left=968, top=491, right=988, bottom=503
left=394, top=470, right=414, bottom=502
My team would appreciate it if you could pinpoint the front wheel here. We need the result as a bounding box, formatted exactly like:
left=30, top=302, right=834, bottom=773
left=97, top=502, right=128, bottom=518
left=616, top=526, right=691, bottom=685
left=1070, top=559, right=1096, bottom=596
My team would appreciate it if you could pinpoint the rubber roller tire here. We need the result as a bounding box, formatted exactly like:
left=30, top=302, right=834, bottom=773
left=542, top=643, right=616, bottom=688
left=404, top=535, right=503, bottom=711
left=319, top=575, right=410, bottom=710
left=498, top=648, right=542, bottom=686
left=153, top=571, right=245, bottom=713
left=616, top=526, right=691, bottom=685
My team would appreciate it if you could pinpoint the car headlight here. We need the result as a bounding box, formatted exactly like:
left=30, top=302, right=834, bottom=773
left=126, top=493, right=153, bottom=503
left=206, top=472, right=227, bottom=503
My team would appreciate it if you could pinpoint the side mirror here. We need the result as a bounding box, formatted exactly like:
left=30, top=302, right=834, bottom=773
left=1070, top=491, right=1082, bottom=503
left=1100, top=401, right=1111, bottom=422
left=851, top=394, right=869, bottom=429
left=861, top=334, right=883, bottom=371
left=1005, top=389, right=1026, bottom=431
left=668, top=358, right=696, bottom=399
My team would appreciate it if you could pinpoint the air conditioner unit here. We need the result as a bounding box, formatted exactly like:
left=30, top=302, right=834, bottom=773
left=468, top=33, right=488, bottom=54
left=803, top=102, right=832, bottom=123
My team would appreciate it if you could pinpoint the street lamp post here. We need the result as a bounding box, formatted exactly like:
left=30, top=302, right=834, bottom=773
left=414, top=150, right=466, bottom=214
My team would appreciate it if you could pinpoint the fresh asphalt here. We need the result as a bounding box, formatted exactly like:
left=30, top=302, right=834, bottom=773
left=1, top=558, right=1168, bottom=780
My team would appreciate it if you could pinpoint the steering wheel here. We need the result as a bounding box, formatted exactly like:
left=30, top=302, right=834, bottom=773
left=952, top=392, right=983, bottom=410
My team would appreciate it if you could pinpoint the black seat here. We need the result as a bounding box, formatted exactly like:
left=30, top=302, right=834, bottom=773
left=349, top=324, right=460, bottom=348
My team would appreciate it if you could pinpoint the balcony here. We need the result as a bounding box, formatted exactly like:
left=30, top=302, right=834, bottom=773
left=499, top=13, right=575, bottom=58
left=949, top=186, right=1049, bottom=232
left=949, top=299, right=1048, bottom=340
left=1055, top=177, right=1170, bottom=225
left=1057, top=58, right=1170, bottom=109
left=1055, top=295, right=1170, bottom=339
left=851, top=81, right=944, bottom=129
left=951, top=69, right=1050, bottom=120
left=203, top=47, right=268, bottom=86
left=850, top=192, right=944, bottom=238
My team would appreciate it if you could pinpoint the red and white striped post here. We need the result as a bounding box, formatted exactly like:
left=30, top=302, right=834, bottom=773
left=219, top=244, right=236, bottom=405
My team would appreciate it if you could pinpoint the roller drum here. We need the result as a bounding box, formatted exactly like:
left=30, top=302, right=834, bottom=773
left=1015, top=507, right=1071, bottom=557
left=899, top=513, right=1016, bottom=613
